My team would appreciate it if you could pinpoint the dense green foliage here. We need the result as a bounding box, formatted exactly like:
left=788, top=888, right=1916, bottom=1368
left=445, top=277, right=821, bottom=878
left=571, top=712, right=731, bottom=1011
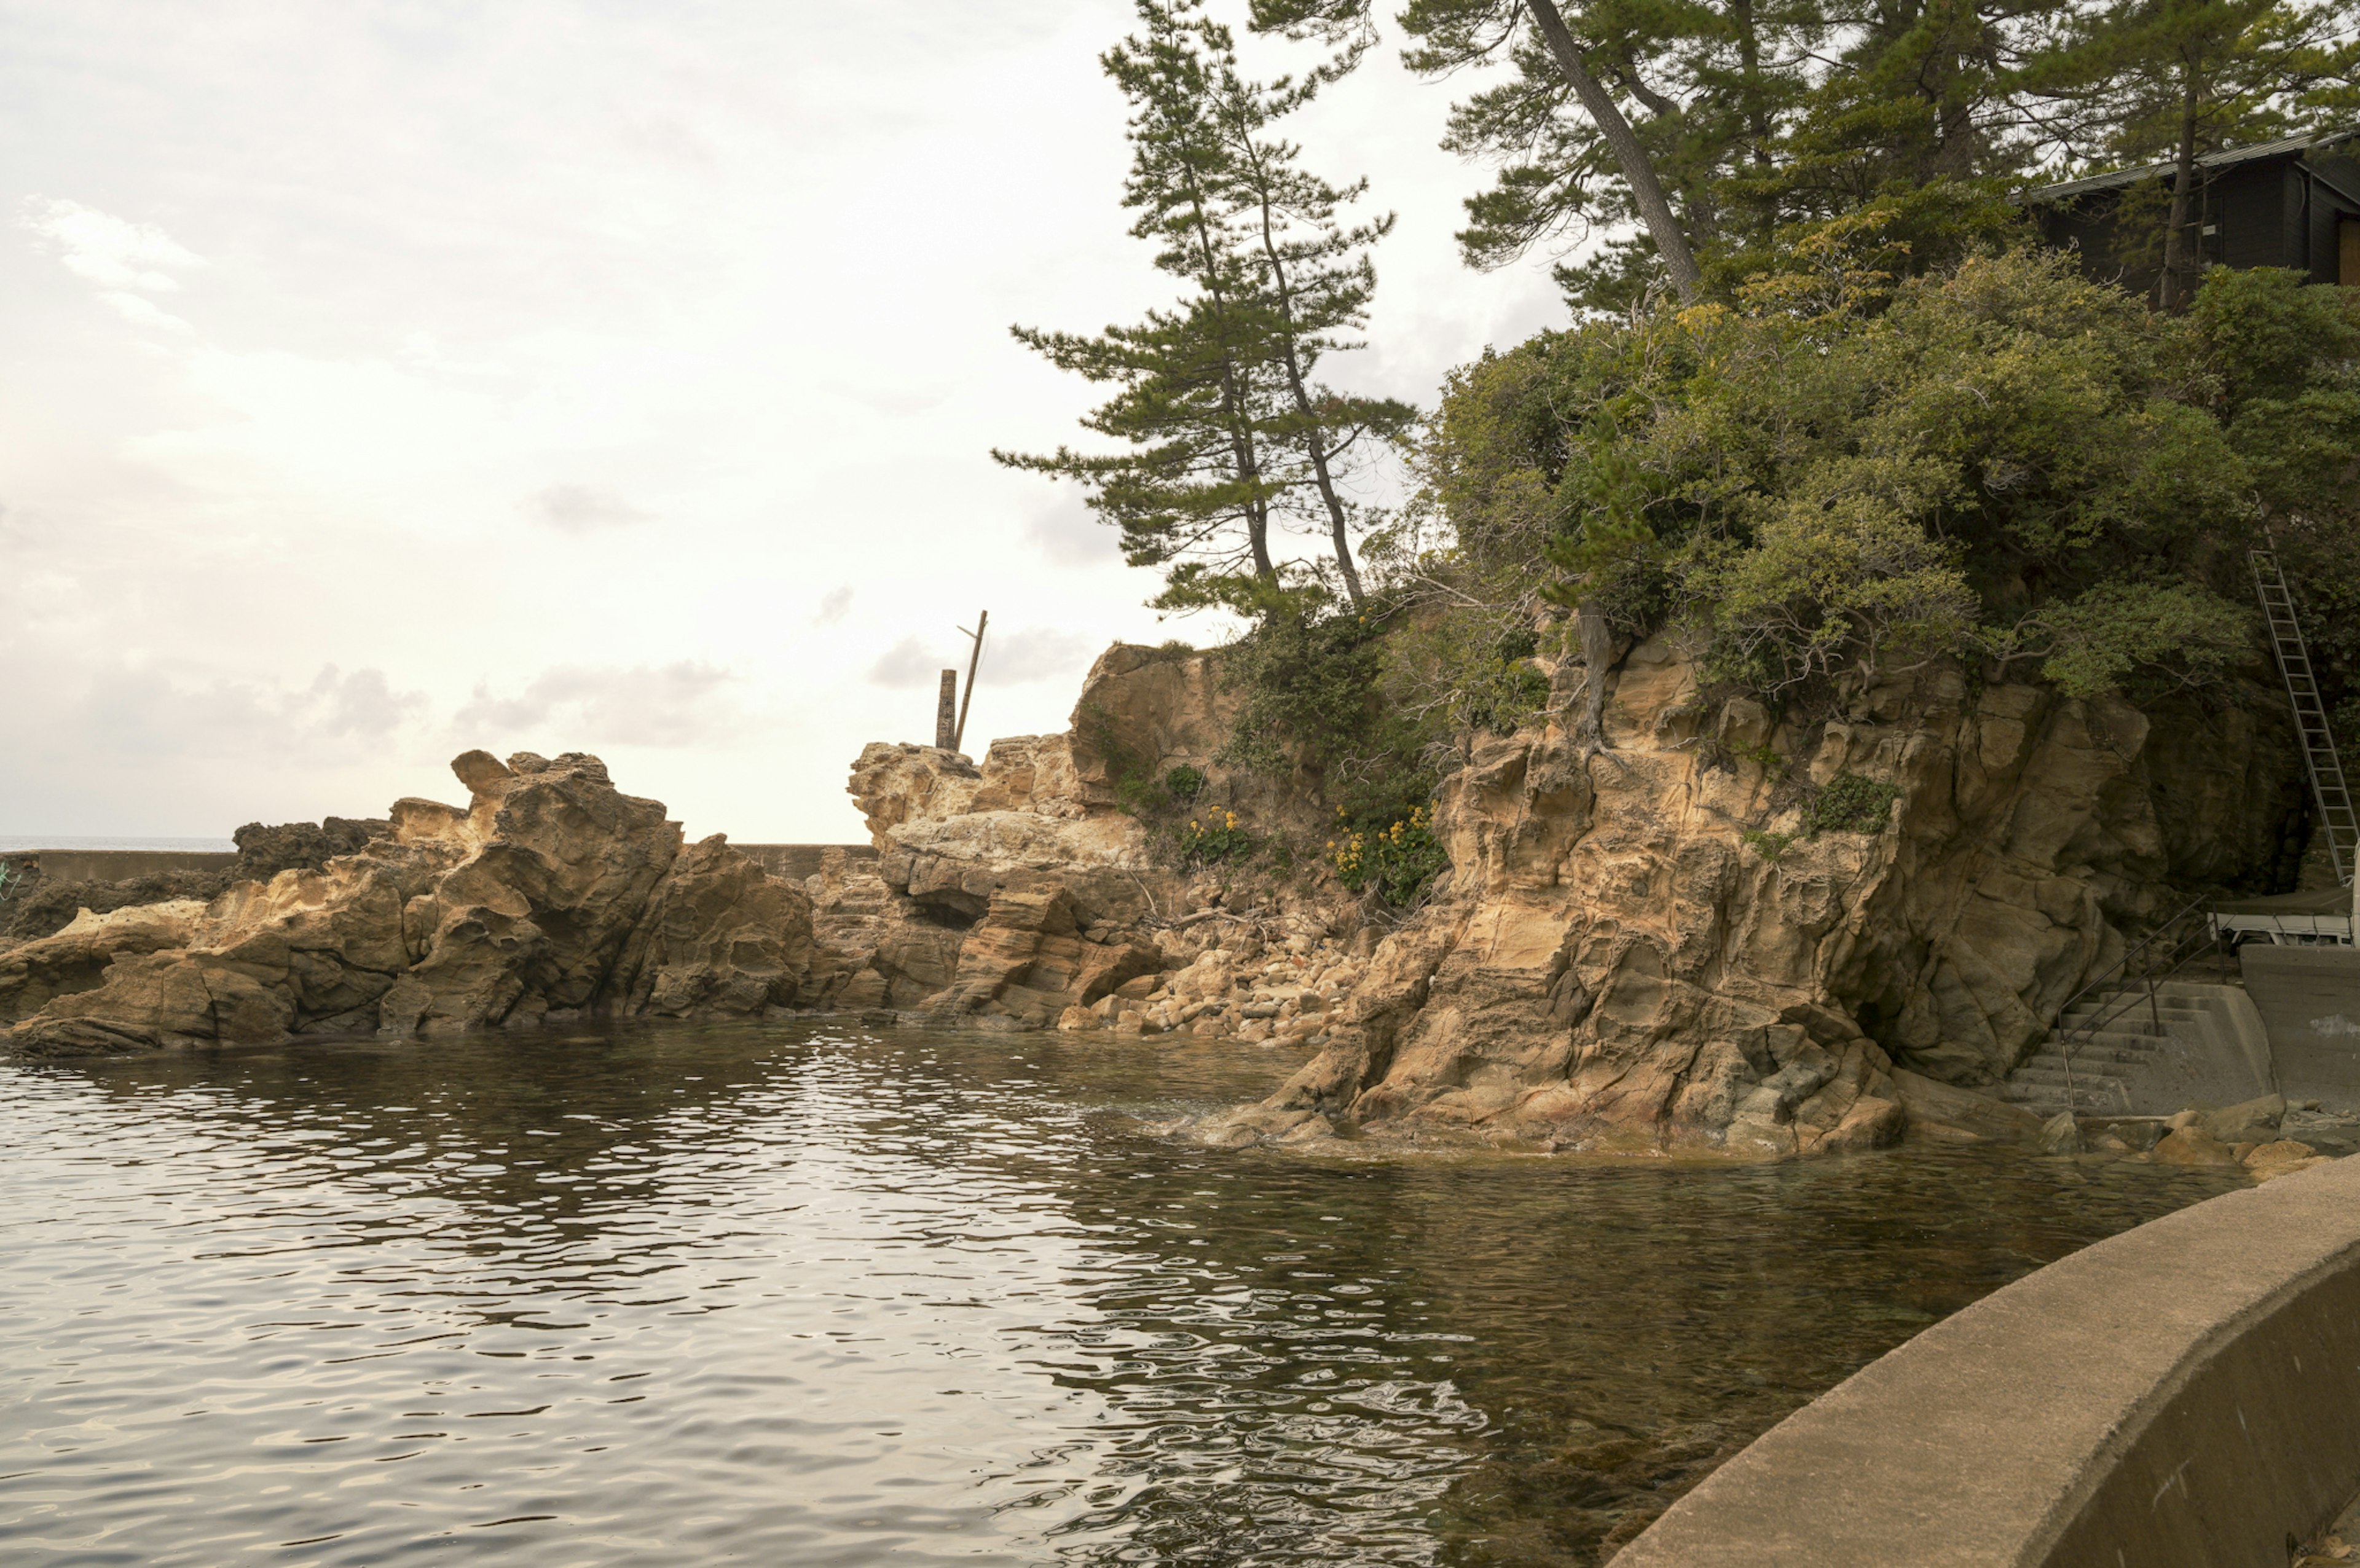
left=1249, top=0, right=2356, bottom=312
left=1801, top=774, right=1906, bottom=837
left=1009, top=2, right=2360, bottom=909
left=1417, top=249, right=2360, bottom=708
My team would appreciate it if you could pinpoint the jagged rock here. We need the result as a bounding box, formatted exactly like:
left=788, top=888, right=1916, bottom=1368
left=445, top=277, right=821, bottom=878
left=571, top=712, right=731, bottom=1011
left=232, top=817, right=388, bottom=879
left=1206, top=630, right=2297, bottom=1158
left=0, top=901, right=214, bottom=1024
left=2198, top=1092, right=2286, bottom=1145
left=0, top=816, right=394, bottom=944
left=2037, top=1111, right=2082, bottom=1154
left=607, top=834, right=815, bottom=1019
left=0, top=751, right=816, bottom=1056
left=809, top=648, right=1254, bottom=1026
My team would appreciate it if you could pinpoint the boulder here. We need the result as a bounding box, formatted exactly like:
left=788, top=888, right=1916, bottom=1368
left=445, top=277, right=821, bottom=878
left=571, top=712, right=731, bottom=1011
left=607, top=834, right=815, bottom=1019
left=2, top=751, right=819, bottom=1056
left=2153, top=1125, right=2243, bottom=1166
left=2200, top=1092, right=2286, bottom=1145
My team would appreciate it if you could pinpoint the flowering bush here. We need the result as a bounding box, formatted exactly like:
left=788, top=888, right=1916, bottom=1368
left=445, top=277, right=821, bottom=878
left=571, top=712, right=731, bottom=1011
left=1178, top=809, right=1254, bottom=867
left=1329, top=804, right=1446, bottom=906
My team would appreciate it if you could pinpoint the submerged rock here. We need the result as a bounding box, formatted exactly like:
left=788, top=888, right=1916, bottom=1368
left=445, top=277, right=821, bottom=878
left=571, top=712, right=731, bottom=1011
left=0, top=751, right=817, bottom=1056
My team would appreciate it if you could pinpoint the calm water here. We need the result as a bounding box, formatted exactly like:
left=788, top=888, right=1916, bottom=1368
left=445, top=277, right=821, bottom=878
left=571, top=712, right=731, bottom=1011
left=0, top=1024, right=2247, bottom=1566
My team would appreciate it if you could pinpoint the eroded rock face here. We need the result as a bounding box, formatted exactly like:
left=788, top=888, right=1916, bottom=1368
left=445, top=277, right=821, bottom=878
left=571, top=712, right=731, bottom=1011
left=1207, top=637, right=2299, bottom=1156
left=812, top=648, right=1238, bottom=1024
left=0, top=751, right=817, bottom=1056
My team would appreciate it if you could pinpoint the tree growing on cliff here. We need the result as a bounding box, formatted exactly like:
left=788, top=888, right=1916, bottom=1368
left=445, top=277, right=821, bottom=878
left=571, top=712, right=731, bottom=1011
left=1253, top=0, right=1718, bottom=304
left=2012, top=0, right=2356, bottom=308
left=1410, top=247, right=2360, bottom=715
left=996, top=0, right=1409, bottom=611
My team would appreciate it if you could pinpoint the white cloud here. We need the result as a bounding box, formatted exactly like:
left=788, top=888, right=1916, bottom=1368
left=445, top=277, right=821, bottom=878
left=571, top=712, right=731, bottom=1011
left=18, top=195, right=202, bottom=291
left=867, top=636, right=951, bottom=690
left=1024, top=490, right=1111, bottom=567
left=527, top=483, right=650, bottom=533
left=980, top=626, right=1096, bottom=684
left=452, top=662, right=739, bottom=748
left=95, top=290, right=192, bottom=332
left=0, top=0, right=1565, bottom=840
left=68, top=662, right=423, bottom=759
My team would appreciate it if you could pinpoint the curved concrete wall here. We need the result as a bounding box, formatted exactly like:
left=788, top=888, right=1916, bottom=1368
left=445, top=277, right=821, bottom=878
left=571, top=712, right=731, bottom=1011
left=1613, top=1153, right=2360, bottom=1567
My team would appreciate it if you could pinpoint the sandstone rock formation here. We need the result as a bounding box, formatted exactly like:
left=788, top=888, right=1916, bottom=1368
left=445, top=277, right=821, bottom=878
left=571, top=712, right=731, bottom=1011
left=0, top=816, right=389, bottom=944
left=1201, top=633, right=2301, bottom=1157
left=0, top=751, right=818, bottom=1056
left=804, top=644, right=1261, bottom=1025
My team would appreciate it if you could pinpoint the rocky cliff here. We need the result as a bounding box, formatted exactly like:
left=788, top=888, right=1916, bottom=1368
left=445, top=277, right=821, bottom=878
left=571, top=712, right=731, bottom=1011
left=811, top=633, right=2302, bottom=1159
left=1200, top=633, right=2300, bottom=1156
left=9, top=632, right=2300, bottom=1167
left=0, top=751, right=817, bottom=1055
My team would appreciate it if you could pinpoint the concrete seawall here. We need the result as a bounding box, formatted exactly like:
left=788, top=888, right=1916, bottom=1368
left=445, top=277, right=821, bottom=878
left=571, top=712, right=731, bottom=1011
left=3, top=845, right=873, bottom=886
left=2, top=850, right=239, bottom=883
left=2244, top=944, right=2360, bottom=1113
left=1613, top=1152, right=2360, bottom=1567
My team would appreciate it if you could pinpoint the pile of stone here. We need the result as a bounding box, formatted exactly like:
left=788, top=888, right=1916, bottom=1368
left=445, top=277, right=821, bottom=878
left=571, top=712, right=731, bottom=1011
left=2015, top=1092, right=2353, bottom=1182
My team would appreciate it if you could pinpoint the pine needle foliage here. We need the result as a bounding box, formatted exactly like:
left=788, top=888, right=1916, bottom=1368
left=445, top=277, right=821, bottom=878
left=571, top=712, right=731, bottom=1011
left=994, top=0, right=1411, bottom=611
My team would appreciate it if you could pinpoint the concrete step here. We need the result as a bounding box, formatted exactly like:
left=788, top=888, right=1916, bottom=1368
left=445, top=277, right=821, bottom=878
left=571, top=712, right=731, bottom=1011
left=2010, top=1068, right=2131, bottom=1091
left=1991, top=1075, right=2142, bottom=1113
left=2029, top=1046, right=2161, bottom=1070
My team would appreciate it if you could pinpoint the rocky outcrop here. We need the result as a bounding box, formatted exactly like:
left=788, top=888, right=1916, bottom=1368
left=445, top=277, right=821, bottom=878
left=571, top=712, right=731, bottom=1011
left=1201, top=634, right=2300, bottom=1157
left=0, top=817, right=391, bottom=944
left=809, top=645, right=1251, bottom=1024
left=0, top=751, right=818, bottom=1056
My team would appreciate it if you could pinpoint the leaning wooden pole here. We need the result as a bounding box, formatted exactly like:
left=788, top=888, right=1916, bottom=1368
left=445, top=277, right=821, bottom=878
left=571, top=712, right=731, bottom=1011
left=935, top=669, right=958, bottom=750
left=953, top=609, right=988, bottom=753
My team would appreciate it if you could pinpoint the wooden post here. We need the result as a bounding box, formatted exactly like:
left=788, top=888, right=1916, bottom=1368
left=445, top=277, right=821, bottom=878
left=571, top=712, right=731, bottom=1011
left=935, top=670, right=958, bottom=750
left=953, top=609, right=988, bottom=753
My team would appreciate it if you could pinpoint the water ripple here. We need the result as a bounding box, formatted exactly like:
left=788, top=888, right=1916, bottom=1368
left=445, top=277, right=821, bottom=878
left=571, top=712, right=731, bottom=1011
left=0, top=1024, right=2243, bottom=1565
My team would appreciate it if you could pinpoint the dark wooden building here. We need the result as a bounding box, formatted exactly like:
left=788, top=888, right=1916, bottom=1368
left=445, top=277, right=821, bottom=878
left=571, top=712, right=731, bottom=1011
left=2029, top=128, right=2360, bottom=297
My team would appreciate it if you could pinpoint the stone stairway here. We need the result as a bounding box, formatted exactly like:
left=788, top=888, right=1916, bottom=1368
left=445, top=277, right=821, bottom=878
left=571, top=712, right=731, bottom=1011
left=2000, top=981, right=2276, bottom=1117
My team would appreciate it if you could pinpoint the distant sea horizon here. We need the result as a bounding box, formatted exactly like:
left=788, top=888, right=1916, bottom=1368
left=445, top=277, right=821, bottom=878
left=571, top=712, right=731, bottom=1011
left=0, top=835, right=237, bottom=853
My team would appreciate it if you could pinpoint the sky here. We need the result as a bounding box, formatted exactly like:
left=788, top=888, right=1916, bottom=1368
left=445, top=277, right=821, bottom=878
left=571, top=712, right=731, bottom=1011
left=0, top=1, right=1567, bottom=843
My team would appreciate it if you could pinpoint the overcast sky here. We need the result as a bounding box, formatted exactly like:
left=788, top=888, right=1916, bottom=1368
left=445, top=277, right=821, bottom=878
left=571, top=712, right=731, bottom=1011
left=0, top=1, right=1564, bottom=843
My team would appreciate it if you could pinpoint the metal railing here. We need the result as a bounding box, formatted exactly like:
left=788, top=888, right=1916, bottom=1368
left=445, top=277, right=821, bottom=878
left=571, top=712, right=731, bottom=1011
left=2053, top=893, right=2221, bottom=1113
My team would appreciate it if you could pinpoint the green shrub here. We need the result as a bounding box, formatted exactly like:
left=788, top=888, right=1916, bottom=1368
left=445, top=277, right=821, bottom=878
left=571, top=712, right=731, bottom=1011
left=1178, top=808, right=1255, bottom=868
left=1801, top=774, right=1902, bottom=837
left=1163, top=764, right=1206, bottom=802
left=1330, top=804, right=1447, bottom=906
left=1417, top=250, right=2360, bottom=710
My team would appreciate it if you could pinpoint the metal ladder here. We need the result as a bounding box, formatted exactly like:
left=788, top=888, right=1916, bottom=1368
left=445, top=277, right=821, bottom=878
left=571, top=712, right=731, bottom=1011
left=2252, top=544, right=2357, bottom=886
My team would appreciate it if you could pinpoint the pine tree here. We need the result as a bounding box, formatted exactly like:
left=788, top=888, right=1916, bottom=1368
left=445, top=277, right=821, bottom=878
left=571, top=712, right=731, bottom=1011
left=1208, top=62, right=1417, bottom=606
left=1254, top=0, right=1715, bottom=302
left=2016, top=0, right=2356, bottom=308
left=996, top=1, right=1283, bottom=607
left=997, top=0, right=1409, bottom=610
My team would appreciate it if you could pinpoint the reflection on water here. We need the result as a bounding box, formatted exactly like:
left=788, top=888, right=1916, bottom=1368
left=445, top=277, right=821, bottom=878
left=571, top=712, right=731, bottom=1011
left=0, top=1024, right=2245, bottom=1566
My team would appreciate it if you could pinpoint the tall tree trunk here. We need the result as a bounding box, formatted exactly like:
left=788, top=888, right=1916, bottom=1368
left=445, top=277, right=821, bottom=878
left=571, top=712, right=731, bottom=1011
left=1576, top=597, right=1615, bottom=747
left=1524, top=0, right=1703, bottom=304
left=1244, top=184, right=1367, bottom=606
left=1173, top=128, right=1278, bottom=584
left=2160, top=76, right=2201, bottom=309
